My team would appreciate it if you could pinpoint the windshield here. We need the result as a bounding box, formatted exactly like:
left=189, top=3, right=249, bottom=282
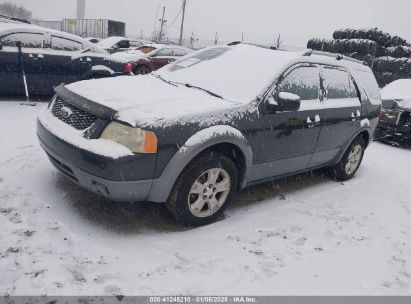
left=155, top=44, right=299, bottom=103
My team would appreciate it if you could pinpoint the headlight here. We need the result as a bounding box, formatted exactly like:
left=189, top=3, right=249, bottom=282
left=100, top=122, right=158, bottom=154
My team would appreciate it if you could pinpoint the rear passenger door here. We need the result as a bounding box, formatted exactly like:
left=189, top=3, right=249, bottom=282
left=311, top=66, right=362, bottom=166
left=43, top=35, right=84, bottom=89
left=0, top=33, right=23, bottom=94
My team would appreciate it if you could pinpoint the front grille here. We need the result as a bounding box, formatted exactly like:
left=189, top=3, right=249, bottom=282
left=51, top=97, right=97, bottom=130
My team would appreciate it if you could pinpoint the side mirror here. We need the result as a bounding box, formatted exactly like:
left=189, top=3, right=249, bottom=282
left=278, top=92, right=301, bottom=111
left=112, top=44, right=120, bottom=50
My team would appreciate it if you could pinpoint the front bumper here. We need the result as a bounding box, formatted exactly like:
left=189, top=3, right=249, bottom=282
left=37, top=118, right=156, bottom=203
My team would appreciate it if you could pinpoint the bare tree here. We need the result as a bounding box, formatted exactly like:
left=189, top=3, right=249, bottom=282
left=0, top=2, right=32, bottom=20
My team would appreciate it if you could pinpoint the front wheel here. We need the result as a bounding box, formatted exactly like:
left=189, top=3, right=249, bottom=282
left=166, top=152, right=238, bottom=226
left=331, top=136, right=365, bottom=181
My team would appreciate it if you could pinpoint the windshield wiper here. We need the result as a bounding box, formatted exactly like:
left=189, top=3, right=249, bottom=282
left=184, top=83, right=223, bottom=99
left=152, top=74, right=178, bottom=87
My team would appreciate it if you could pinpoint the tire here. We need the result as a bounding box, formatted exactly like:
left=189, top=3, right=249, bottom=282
left=166, top=152, right=238, bottom=226
left=331, top=136, right=365, bottom=181
left=134, top=65, right=152, bottom=75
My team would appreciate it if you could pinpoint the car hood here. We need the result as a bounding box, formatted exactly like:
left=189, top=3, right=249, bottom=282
left=111, top=51, right=148, bottom=62
left=65, top=75, right=241, bottom=127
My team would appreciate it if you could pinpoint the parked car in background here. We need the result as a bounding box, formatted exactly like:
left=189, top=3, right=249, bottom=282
left=37, top=45, right=381, bottom=226
left=112, top=43, right=192, bottom=74
left=0, top=23, right=135, bottom=96
left=86, top=37, right=101, bottom=44
left=97, top=36, right=146, bottom=54
left=375, top=79, right=411, bottom=144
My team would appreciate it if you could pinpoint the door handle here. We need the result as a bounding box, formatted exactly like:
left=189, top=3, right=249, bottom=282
left=351, top=110, right=361, bottom=121
left=29, top=54, right=44, bottom=60
left=80, top=57, right=92, bottom=63
left=306, top=115, right=321, bottom=128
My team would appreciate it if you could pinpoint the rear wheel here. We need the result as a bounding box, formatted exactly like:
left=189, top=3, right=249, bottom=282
left=166, top=152, right=238, bottom=226
left=331, top=136, right=365, bottom=181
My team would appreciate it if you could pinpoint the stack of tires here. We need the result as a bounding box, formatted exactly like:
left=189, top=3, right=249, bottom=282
left=307, top=28, right=411, bottom=87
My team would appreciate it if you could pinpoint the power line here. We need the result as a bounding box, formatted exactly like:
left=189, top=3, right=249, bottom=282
left=164, top=1, right=183, bottom=30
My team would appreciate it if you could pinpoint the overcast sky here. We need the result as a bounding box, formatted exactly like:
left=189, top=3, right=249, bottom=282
left=8, top=0, right=411, bottom=47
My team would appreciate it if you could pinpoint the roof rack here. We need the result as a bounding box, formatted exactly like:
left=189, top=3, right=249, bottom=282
left=303, top=49, right=367, bottom=65
left=0, top=14, right=31, bottom=24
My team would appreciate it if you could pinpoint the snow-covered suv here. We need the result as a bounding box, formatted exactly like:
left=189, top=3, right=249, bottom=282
left=37, top=44, right=381, bottom=226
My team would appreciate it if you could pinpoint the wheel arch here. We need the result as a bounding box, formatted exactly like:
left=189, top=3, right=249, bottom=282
left=148, top=126, right=254, bottom=202
left=333, top=128, right=371, bottom=165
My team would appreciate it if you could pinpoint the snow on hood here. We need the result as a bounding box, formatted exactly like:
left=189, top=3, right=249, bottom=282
left=111, top=50, right=148, bottom=62
left=65, top=75, right=241, bottom=127
left=380, top=79, right=411, bottom=100
left=66, top=45, right=299, bottom=126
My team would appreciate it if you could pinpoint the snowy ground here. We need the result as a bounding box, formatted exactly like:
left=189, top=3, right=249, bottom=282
left=0, top=100, right=410, bottom=296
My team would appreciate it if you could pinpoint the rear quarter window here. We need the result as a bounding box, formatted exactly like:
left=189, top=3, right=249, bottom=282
left=51, top=36, right=83, bottom=51
left=354, top=69, right=381, bottom=105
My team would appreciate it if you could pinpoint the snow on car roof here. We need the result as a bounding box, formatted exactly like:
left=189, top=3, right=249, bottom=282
left=0, top=22, right=85, bottom=42
left=380, top=79, right=411, bottom=100
left=97, top=36, right=127, bottom=48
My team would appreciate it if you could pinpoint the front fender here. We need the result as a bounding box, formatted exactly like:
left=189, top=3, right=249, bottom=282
left=148, top=125, right=254, bottom=202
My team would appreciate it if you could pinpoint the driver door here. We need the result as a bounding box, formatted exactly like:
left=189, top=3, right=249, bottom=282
left=249, top=64, right=324, bottom=181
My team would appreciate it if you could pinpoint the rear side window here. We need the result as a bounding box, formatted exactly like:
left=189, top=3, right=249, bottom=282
left=355, top=69, right=381, bottom=104
left=322, top=67, right=353, bottom=99
left=51, top=36, right=83, bottom=51
left=1, top=32, right=44, bottom=48
left=277, top=66, right=320, bottom=101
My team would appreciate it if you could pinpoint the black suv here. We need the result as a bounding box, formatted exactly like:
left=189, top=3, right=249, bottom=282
left=0, top=22, right=134, bottom=96
left=37, top=45, right=381, bottom=226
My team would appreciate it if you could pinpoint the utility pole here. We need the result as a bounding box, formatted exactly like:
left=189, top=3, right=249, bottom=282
left=214, top=32, right=218, bottom=45
left=179, top=0, right=187, bottom=46
left=158, top=6, right=166, bottom=42
left=241, top=32, right=244, bottom=42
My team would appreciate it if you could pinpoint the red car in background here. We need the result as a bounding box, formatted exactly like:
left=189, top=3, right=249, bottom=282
left=111, top=44, right=193, bottom=74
